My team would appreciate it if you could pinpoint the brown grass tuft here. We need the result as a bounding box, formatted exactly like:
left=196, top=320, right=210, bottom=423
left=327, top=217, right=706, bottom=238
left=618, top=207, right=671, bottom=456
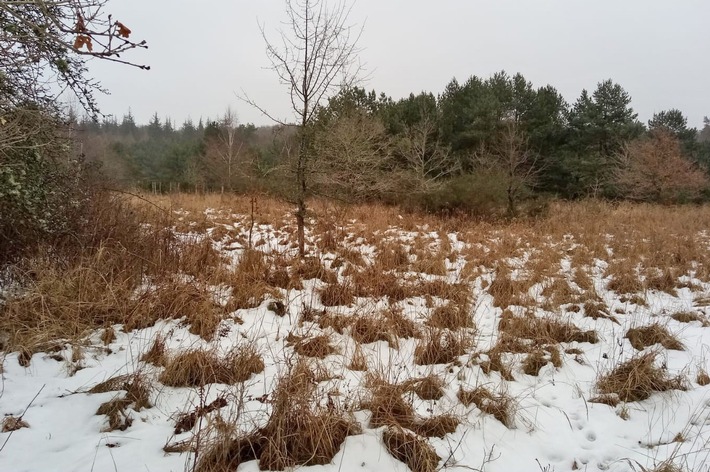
left=294, top=257, right=337, bottom=283
left=348, top=345, right=368, bottom=371
left=131, top=280, right=228, bottom=339
left=488, top=268, right=530, bottom=308
left=596, top=352, right=687, bottom=402
left=141, top=335, right=167, bottom=366
left=101, top=326, right=116, bottom=345
left=671, top=311, right=709, bottom=326
left=458, top=386, right=516, bottom=428
left=697, top=369, right=710, bottom=386
left=414, top=329, right=470, bottom=365
left=403, top=375, right=445, bottom=401
left=382, top=427, right=440, bottom=472
left=2, top=416, right=29, bottom=432
left=583, top=300, right=619, bottom=323
left=159, top=346, right=264, bottom=387
left=349, top=267, right=413, bottom=302
left=319, top=282, right=355, bottom=307
left=499, top=310, right=598, bottom=345
left=428, top=303, right=473, bottom=330
left=292, top=334, right=336, bottom=358
left=93, top=373, right=152, bottom=432
left=625, top=324, right=683, bottom=351
left=197, top=361, right=359, bottom=471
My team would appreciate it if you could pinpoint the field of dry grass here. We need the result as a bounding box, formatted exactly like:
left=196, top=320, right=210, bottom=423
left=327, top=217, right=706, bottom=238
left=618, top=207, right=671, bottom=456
left=1, top=193, right=710, bottom=472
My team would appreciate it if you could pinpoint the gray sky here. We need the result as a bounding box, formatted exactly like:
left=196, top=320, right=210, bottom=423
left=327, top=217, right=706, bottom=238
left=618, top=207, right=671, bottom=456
left=89, top=0, right=710, bottom=128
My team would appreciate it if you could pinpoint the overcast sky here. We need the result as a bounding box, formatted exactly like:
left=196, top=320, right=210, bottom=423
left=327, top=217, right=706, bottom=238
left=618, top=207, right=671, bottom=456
left=88, top=0, right=710, bottom=128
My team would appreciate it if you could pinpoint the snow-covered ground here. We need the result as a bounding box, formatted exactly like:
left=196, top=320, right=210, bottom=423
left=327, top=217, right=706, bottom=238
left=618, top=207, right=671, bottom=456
left=1, top=208, right=710, bottom=472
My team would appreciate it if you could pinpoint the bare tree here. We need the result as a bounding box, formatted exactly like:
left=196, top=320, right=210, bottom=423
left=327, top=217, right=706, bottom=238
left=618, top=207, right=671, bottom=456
left=312, top=110, right=393, bottom=201
left=397, top=114, right=459, bottom=193
left=244, top=0, right=362, bottom=257
left=615, top=130, right=708, bottom=203
left=202, top=108, right=250, bottom=192
left=477, top=120, right=540, bottom=217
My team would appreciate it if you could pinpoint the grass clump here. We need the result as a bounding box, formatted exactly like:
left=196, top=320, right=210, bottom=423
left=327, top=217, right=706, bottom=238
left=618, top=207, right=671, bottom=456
left=498, top=310, right=598, bottom=345
left=596, top=352, right=687, bottom=402
left=141, top=335, right=167, bottom=366
left=133, top=280, right=228, bottom=339
left=292, top=334, right=336, bottom=358
left=382, top=427, right=440, bottom=472
left=625, top=324, right=684, bottom=351
left=91, top=373, right=152, bottom=432
left=583, top=300, right=619, bottom=323
left=403, top=375, right=445, bottom=401
left=671, top=311, right=708, bottom=326
left=458, top=386, right=516, bottom=428
left=159, top=346, right=264, bottom=387
left=195, top=361, right=360, bottom=471
left=428, top=303, right=473, bottom=330
left=414, top=329, right=470, bottom=365
left=488, top=268, right=530, bottom=308
left=363, top=374, right=459, bottom=438
left=319, top=282, right=355, bottom=307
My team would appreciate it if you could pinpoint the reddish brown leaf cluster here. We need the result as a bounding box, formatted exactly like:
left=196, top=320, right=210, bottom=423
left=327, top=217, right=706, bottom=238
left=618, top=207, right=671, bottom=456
left=75, top=14, right=86, bottom=33
left=73, top=35, right=93, bottom=52
left=116, top=21, right=131, bottom=38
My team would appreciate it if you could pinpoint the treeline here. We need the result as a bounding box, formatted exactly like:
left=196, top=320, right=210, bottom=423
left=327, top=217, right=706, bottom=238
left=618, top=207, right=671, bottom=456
left=79, top=71, right=710, bottom=214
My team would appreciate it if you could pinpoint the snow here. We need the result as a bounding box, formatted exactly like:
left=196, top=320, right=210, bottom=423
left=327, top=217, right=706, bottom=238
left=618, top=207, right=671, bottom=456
left=2, top=212, right=710, bottom=472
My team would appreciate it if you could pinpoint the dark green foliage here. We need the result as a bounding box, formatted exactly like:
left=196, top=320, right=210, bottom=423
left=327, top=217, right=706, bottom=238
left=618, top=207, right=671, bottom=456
left=0, top=108, right=91, bottom=264
left=413, top=172, right=509, bottom=217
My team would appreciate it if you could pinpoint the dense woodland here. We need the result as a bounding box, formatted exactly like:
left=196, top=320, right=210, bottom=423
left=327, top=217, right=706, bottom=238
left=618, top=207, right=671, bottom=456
left=79, top=72, right=710, bottom=215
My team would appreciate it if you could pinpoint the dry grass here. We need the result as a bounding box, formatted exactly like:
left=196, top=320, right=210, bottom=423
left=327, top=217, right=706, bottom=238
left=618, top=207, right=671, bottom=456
left=596, top=352, right=687, bottom=402
left=363, top=374, right=459, bottom=438
left=159, top=346, right=264, bottom=387
left=140, top=335, right=167, bottom=366
left=428, top=303, right=474, bottom=330
left=671, top=311, right=709, bottom=326
left=291, top=334, right=336, bottom=358
left=2, top=416, right=29, bottom=432
left=697, top=369, right=710, bottom=386
left=293, top=257, right=337, bottom=283
left=458, top=386, right=516, bottom=428
left=375, top=242, right=410, bottom=271
left=583, top=299, right=619, bottom=323
left=349, top=266, right=413, bottom=301
left=195, top=361, right=360, bottom=471
left=606, top=262, right=644, bottom=294
left=488, top=267, right=531, bottom=308
left=130, top=280, right=228, bottom=339
left=402, top=375, right=445, bottom=401
left=91, top=373, right=152, bottom=432
left=625, top=324, right=684, bottom=351
left=348, top=345, right=368, bottom=371
left=499, top=310, right=598, bottom=345
left=414, top=329, right=470, bottom=365
left=382, top=427, right=440, bottom=472
left=319, top=282, right=355, bottom=307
